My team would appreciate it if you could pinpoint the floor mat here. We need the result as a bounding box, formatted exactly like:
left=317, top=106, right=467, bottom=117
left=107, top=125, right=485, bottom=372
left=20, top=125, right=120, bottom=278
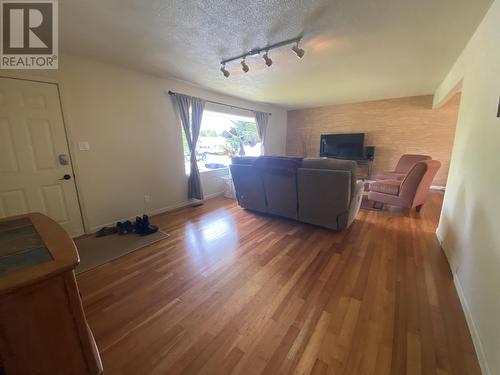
left=75, top=230, right=169, bottom=274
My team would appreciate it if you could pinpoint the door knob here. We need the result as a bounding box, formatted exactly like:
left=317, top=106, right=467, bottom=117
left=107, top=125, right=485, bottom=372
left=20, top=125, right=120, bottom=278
left=59, top=174, right=72, bottom=180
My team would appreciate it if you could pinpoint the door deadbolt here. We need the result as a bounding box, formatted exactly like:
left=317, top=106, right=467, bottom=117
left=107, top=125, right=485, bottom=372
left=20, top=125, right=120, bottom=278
left=58, top=154, right=69, bottom=165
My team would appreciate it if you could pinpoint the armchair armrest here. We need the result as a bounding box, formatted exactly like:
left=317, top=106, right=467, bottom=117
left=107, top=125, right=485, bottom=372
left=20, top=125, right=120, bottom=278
left=345, top=180, right=364, bottom=229
left=374, top=171, right=406, bottom=181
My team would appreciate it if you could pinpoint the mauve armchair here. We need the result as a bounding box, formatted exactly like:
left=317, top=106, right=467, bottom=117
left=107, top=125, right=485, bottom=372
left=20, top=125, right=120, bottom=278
left=368, top=160, right=441, bottom=211
left=374, top=154, right=431, bottom=181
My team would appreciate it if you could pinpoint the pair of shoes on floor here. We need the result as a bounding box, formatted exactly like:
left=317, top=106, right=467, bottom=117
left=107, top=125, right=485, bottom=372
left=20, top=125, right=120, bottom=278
left=135, top=214, right=158, bottom=236
left=95, top=215, right=158, bottom=237
left=116, top=220, right=135, bottom=235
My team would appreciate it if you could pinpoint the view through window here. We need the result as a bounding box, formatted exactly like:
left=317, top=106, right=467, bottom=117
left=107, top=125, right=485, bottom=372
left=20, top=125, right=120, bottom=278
left=182, top=111, right=261, bottom=173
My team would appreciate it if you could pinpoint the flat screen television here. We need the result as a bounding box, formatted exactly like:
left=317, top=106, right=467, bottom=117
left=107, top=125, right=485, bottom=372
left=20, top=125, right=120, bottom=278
left=320, top=133, right=365, bottom=159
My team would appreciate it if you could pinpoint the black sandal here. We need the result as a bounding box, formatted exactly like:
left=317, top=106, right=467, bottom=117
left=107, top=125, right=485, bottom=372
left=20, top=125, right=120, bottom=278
left=95, top=226, right=117, bottom=237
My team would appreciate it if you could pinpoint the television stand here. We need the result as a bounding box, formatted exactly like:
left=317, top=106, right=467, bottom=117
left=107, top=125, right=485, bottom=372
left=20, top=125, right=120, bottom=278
left=354, top=159, right=373, bottom=180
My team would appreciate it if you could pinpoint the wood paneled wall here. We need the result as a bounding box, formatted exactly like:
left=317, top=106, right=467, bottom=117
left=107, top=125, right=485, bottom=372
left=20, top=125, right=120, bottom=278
left=286, top=94, right=460, bottom=186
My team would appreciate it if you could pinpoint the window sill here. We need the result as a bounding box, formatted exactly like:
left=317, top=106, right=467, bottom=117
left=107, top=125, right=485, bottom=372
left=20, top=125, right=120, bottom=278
left=200, top=166, right=229, bottom=174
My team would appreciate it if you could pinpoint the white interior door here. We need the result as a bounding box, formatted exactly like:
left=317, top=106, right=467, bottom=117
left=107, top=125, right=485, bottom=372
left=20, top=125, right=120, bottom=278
left=0, top=77, right=84, bottom=236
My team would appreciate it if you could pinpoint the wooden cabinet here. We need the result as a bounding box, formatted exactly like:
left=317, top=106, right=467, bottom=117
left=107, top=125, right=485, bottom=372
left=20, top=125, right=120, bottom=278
left=0, top=213, right=102, bottom=375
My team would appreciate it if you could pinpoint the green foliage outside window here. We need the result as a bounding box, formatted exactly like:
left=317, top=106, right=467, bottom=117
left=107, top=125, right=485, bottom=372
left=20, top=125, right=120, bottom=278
left=199, top=129, right=218, bottom=137
left=182, top=120, right=259, bottom=157
left=222, top=121, right=259, bottom=156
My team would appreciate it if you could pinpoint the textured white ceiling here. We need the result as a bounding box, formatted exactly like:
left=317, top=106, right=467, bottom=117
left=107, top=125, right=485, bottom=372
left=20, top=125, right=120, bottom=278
left=60, top=0, right=493, bottom=109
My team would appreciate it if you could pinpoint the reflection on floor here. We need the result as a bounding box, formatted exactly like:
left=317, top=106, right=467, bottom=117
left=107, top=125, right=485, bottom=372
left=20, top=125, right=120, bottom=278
left=77, top=191, right=480, bottom=375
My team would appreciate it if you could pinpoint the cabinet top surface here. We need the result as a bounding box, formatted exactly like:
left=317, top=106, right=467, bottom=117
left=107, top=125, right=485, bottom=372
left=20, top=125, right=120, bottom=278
left=0, top=213, right=79, bottom=294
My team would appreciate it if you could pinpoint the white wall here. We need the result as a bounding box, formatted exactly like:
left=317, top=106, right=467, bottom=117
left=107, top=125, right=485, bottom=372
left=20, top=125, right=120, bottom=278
left=433, top=1, right=500, bottom=374
left=1, top=54, right=287, bottom=232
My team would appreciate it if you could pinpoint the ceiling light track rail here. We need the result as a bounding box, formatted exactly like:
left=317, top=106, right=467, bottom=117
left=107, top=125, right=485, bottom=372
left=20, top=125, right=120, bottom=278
left=220, top=36, right=305, bottom=77
left=220, top=36, right=302, bottom=65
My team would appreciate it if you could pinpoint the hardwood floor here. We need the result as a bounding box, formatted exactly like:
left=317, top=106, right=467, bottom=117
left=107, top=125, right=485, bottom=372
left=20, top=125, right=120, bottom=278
left=77, top=192, right=481, bottom=375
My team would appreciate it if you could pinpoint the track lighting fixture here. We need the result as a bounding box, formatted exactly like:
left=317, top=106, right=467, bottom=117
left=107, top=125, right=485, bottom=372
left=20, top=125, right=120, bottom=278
left=220, top=64, right=230, bottom=78
left=263, top=51, right=272, bottom=67
left=220, top=36, right=304, bottom=77
left=292, top=42, right=305, bottom=58
left=241, top=58, right=249, bottom=73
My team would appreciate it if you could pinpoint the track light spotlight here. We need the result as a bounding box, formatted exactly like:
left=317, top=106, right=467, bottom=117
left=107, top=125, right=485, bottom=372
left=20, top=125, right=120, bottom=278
left=220, top=64, right=230, bottom=78
left=241, top=58, right=249, bottom=73
left=263, top=51, right=272, bottom=67
left=292, top=42, right=305, bottom=58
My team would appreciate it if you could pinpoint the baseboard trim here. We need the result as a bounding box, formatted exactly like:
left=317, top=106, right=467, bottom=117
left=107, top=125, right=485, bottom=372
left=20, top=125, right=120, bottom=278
left=204, top=191, right=225, bottom=200
left=452, top=274, right=491, bottom=375
left=88, top=191, right=225, bottom=233
left=362, top=180, right=445, bottom=191
left=436, top=235, right=490, bottom=375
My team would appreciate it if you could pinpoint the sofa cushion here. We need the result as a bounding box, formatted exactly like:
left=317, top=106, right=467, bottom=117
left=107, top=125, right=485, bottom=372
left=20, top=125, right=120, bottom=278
left=369, top=179, right=401, bottom=196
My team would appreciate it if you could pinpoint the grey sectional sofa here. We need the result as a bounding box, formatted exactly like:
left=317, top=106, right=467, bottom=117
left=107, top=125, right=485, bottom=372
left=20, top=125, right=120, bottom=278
left=229, top=156, right=363, bottom=231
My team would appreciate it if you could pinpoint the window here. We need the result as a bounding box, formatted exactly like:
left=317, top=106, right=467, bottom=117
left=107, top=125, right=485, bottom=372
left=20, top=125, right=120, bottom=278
left=182, top=111, right=261, bottom=173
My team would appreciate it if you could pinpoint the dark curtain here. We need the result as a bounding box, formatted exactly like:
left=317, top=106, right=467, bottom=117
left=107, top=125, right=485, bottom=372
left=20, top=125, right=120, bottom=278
left=172, top=93, right=206, bottom=200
